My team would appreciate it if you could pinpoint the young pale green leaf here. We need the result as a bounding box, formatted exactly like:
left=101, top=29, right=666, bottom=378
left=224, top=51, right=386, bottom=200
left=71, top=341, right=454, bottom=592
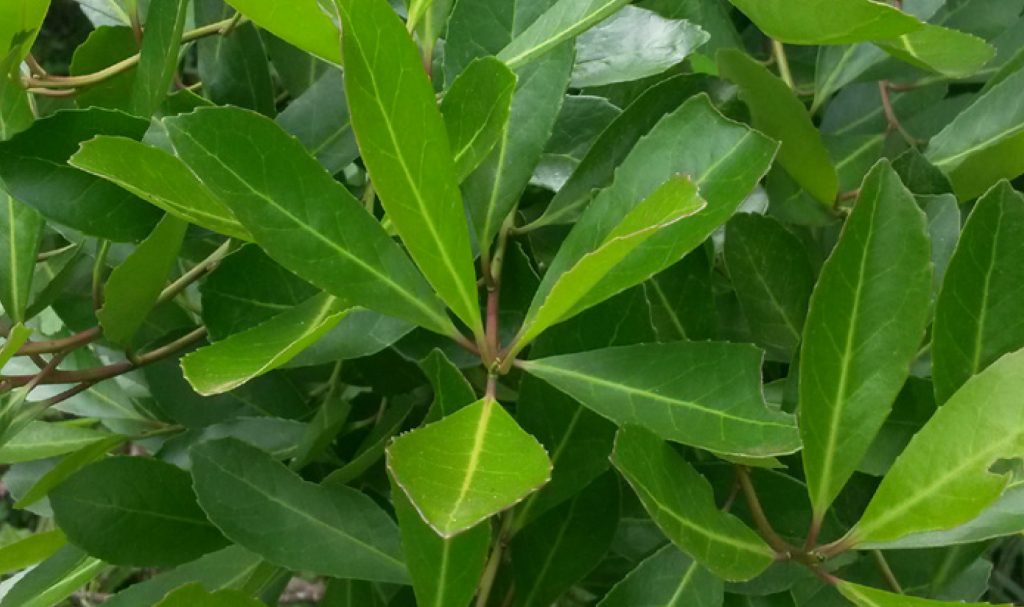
left=727, top=0, right=921, bottom=45
left=275, top=71, right=358, bottom=175
left=387, top=398, right=552, bottom=537
left=339, top=0, right=482, bottom=336
left=597, top=545, right=723, bottom=607
left=926, top=65, right=1024, bottom=200
left=497, top=0, right=630, bottom=69
left=0, top=422, right=110, bottom=464
left=725, top=213, right=814, bottom=361
left=837, top=581, right=1010, bottom=606
left=163, top=107, right=456, bottom=336
left=0, top=530, right=65, bottom=575
left=0, top=108, right=161, bottom=241
left=0, top=190, right=42, bottom=323
left=611, top=426, right=775, bottom=581
left=800, top=161, right=932, bottom=517
left=511, top=472, right=620, bottom=607
left=97, top=215, right=189, bottom=347
left=51, top=456, right=229, bottom=566
left=570, top=6, right=708, bottom=88
left=155, top=583, right=263, bottom=607
left=518, top=176, right=706, bottom=345
left=222, top=0, right=342, bottom=64
left=932, top=182, right=1024, bottom=404
left=0, top=546, right=105, bottom=607
left=875, top=24, right=994, bottom=80
left=0, top=0, right=50, bottom=65
left=195, top=1, right=275, bottom=116
left=0, top=323, right=31, bottom=370
left=190, top=438, right=408, bottom=583
left=420, top=349, right=477, bottom=423
left=441, top=57, right=517, bottom=181
left=392, top=482, right=491, bottom=607
left=848, top=348, right=1024, bottom=546
left=718, top=49, right=838, bottom=204
left=131, top=0, right=189, bottom=117
left=182, top=293, right=348, bottom=395
left=0, top=72, right=32, bottom=142
left=523, top=342, right=801, bottom=457
left=70, top=136, right=251, bottom=241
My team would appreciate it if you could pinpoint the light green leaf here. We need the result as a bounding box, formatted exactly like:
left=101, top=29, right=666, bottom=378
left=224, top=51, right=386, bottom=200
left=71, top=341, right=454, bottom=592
left=523, top=342, right=801, bottom=457
left=190, top=438, right=408, bottom=583
left=848, top=348, right=1024, bottom=546
left=51, top=457, right=229, bottom=566
left=97, top=214, right=189, bottom=347
left=70, top=136, right=252, bottom=241
left=727, top=0, right=921, bottom=45
left=392, top=482, right=491, bottom=607
left=611, top=425, right=775, bottom=581
left=517, top=176, right=706, bottom=346
left=131, top=0, right=189, bottom=117
left=164, top=107, right=455, bottom=336
left=799, top=161, right=932, bottom=517
left=497, top=0, right=630, bottom=69
left=155, top=583, right=263, bottom=607
left=0, top=422, right=110, bottom=464
left=0, top=546, right=105, bottom=607
left=0, top=190, right=42, bottom=323
left=719, top=49, right=838, bottom=204
left=932, top=182, right=1024, bottom=404
left=597, top=545, right=723, bottom=607
left=0, top=323, right=31, bottom=371
left=182, top=293, right=348, bottom=395
left=441, top=57, right=517, bottom=181
left=420, top=348, right=476, bottom=423
left=387, top=397, right=552, bottom=537
left=875, top=24, right=994, bottom=79
left=0, top=0, right=51, bottom=64
left=14, top=435, right=128, bottom=509
left=837, top=581, right=1009, bottom=606
left=0, top=530, right=65, bottom=576
left=339, top=0, right=482, bottom=336
left=222, top=0, right=342, bottom=64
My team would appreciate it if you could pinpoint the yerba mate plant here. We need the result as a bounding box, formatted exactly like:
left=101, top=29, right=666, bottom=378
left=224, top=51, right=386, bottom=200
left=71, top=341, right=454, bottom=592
left=1, top=0, right=1024, bottom=605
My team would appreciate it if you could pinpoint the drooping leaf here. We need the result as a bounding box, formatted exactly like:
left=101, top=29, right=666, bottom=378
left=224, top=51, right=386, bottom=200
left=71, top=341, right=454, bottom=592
left=441, top=57, right=517, bottom=181
left=597, top=544, right=723, bottom=607
left=155, top=583, right=264, bottom=607
left=726, top=0, right=921, bottom=45
left=164, top=107, right=456, bottom=336
left=932, top=182, right=1024, bottom=404
left=837, top=581, right=1009, bottom=606
left=875, top=24, right=995, bottom=80
left=0, top=422, right=110, bottom=464
left=799, top=160, right=932, bottom=517
left=0, top=530, right=66, bottom=575
left=496, top=0, right=630, bottom=69
left=387, top=398, right=552, bottom=537
left=51, top=456, right=229, bottom=566
left=611, top=425, right=775, bottom=581
left=339, top=0, right=483, bottom=336
left=0, top=108, right=161, bottom=241
left=523, top=342, right=801, bottom=456
left=222, top=0, right=343, bottom=64
left=195, top=0, right=276, bottom=115
left=131, top=0, right=189, bottom=117
left=718, top=48, right=838, bottom=204
left=0, top=190, right=42, bottom=323
left=275, top=70, right=358, bottom=175
left=97, top=215, right=189, bottom=347
left=70, top=136, right=251, bottom=240
left=190, top=438, right=408, bottom=583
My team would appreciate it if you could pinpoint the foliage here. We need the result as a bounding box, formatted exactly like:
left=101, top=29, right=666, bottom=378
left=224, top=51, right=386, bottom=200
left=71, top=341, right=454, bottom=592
left=2, top=0, right=1024, bottom=605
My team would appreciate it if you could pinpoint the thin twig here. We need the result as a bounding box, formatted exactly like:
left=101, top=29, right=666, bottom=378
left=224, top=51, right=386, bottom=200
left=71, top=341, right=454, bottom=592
left=772, top=40, right=796, bottom=89
left=878, top=81, right=921, bottom=147
left=872, top=550, right=903, bottom=594
left=737, top=466, right=794, bottom=555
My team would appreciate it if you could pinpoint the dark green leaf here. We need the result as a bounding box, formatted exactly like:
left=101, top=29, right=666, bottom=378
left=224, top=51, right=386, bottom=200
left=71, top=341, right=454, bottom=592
left=196, top=0, right=276, bottom=115
left=131, top=0, right=189, bottom=117
left=598, top=545, right=724, bottom=607
left=155, top=583, right=264, bottom=607
left=441, top=57, right=517, bottom=181
left=275, top=70, right=358, bottom=175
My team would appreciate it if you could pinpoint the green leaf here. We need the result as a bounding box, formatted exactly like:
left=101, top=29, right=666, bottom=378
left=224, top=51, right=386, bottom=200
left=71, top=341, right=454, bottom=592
left=323, top=397, right=415, bottom=485
left=275, top=71, right=358, bottom=175
left=932, top=182, right=1024, bottom=404
left=0, top=323, right=31, bottom=370
left=799, top=161, right=932, bottom=517
left=70, top=136, right=252, bottom=241
left=69, top=26, right=138, bottom=112
left=159, top=417, right=308, bottom=468
left=222, top=0, right=342, bottom=64
left=875, top=24, right=995, bottom=79
left=848, top=348, right=1024, bottom=546
left=0, top=546, right=105, bottom=607
left=163, top=107, right=456, bottom=336
left=0, top=422, right=110, bottom=464
left=610, top=425, right=774, bottom=581
left=420, top=348, right=476, bottom=423
left=392, top=482, right=491, bottom=607
left=14, top=435, right=128, bottom=509
left=719, top=49, right=838, bottom=204
left=0, top=190, right=42, bottom=323
left=926, top=64, right=1024, bottom=200
left=441, top=57, right=517, bottom=181
left=0, top=69, right=32, bottom=142
left=523, top=342, right=801, bottom=457
left=51, top=456, right=229, bottom=566
left=0, top=0, right=50, bottom=64
left=727, top=0, right=921, bottom=45
left=0, top=530, right=66, bottom=575
left=190, top=437, right=408, bottom=583
left=497, top=0, right=630, bottom=69
left=597, top=545, right=723, bottom=607
left=155, top=583, right=263, bottom=607
left=0, top=108, right=162, bottom=241
left=532, top=95, right=621, bottom=193
left=182, top=293, right=348, bottom=395
left=724, top=213, right=815, bottom=360
left=645, top=245, right=717, bottom=342
left=511, top=472, right=620, bottom=607
left=387, top=397, right=552, bottom=537
left=97, top=214, right=189, bottom=347
left=131, top=0, right=189, bottom=117
left=195, top=0, right=276, bottom=116
left=517, top=176, right=707, bottom=345
left=837, top=581, right=1009, bottom=606
left=339, top=0, right=482, bottom=336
